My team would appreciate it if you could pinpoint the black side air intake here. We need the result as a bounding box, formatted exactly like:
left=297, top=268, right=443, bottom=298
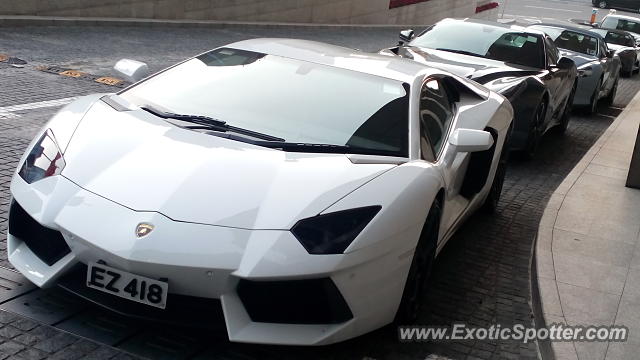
left=8, top=200, right=71, bottom=266
left=237, top=278, right=353, bottom=324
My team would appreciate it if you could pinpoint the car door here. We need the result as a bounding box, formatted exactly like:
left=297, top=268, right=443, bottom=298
left=418, top=77, right=469, bottom=237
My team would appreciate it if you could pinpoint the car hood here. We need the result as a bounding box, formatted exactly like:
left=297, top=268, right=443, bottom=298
left=60, top=100, right=396, bottom=229
left=398, top=46, right=542, bottom=84
left=559, top=49, right=598, bottom=68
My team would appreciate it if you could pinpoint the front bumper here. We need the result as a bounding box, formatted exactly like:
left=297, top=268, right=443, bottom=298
left=7, top=175, right=411, bottom=345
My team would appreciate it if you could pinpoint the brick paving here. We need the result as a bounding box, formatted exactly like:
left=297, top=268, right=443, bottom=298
left=0, top=25, right=638, bottom=359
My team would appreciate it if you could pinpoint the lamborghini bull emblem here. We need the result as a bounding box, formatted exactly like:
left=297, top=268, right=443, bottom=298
left=135, top=223, right=155, bottom=238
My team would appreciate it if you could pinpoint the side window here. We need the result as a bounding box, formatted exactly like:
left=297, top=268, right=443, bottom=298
left=545, top=36, right=560, bottom=66
left=420, top=78, right=455, bottom=161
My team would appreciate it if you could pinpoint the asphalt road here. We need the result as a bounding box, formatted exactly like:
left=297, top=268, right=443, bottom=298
left=499, top=0, right=639, bottom=25
left=1, top=2, right=640, bottom=359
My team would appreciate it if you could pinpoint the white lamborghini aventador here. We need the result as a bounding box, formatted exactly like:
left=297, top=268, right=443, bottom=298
left=7, top=39, right=513, bottom=345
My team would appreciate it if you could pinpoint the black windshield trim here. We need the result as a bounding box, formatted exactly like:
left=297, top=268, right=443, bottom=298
left=204, top=133, right=404, bottom=157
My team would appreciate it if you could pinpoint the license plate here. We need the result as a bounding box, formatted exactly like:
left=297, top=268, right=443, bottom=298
left=86, top=262, right=168, bottom=309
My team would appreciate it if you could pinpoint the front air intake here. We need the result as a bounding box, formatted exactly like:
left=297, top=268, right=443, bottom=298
left=237, top=278, right=353, bottom=324
left=8, top=200, right=71, bottom=266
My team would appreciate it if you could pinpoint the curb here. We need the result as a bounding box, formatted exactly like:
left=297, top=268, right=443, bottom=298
left=531, top=229, right=554, bottom=360
left=0, top=15, right=422, bottom=29
left=532, top=100, right=639, bottom=359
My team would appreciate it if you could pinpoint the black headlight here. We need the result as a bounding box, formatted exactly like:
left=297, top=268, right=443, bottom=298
left=18, top=129, right=66, bottom=184
left=291, top=206, right=381, bottom=255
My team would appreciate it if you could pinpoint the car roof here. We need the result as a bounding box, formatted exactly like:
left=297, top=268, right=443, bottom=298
left=604, top=13, right=640, bottom=22
left=440, top=18, right=548, bottom=37
left=226, top=38, right=433, bottom=83
left=529, top=23, right=606, bottom=40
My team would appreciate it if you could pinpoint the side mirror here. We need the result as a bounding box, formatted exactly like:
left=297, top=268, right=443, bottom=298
left=607, top=49, right=616, bottom=58
left=449, top=129, right=494, bottom=153
left=556, top=56, right=574, bottom=70
left=114, top=59, right=149, bottom=83
left=399, top=29, right=415, bottom=45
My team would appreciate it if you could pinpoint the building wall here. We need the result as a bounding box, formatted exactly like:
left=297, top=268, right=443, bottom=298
left=1, top=0, right=498, bottom=25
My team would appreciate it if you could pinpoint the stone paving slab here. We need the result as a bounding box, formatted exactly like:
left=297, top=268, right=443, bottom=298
left=535, top=81, right=640, bottom=359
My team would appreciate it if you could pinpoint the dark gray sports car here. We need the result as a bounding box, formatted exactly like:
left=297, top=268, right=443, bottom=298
left=593, top=0, right=640, bottom=12
left=589, top=28, right=639, bottom=76
left=381, top=18, right=578, bottom=159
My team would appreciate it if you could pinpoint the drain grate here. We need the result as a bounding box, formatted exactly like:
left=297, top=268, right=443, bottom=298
left=0, top=267, right=36, bottom=303
left=0, top=287, right=86, bottom=325
left=56, top=308, right=141, bottom=346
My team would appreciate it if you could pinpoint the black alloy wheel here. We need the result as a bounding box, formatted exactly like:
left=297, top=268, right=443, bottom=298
left=523, top=100, right=546, bottom=160
left=557, top=82, right=577, bottom=135
left=482, top=152, right=508, bottom=213
left=604, top=76, right=619, bottom=106
left=587, top=78, right=602, bottom=115
left=395, top=200, right=441, bottom=324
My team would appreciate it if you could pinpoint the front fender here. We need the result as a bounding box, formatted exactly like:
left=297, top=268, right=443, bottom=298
left=499, top=77, right=546, bottom=150
left=328, top=163, right=444, bottom=256
left=13, top=94, right=107, bottom=179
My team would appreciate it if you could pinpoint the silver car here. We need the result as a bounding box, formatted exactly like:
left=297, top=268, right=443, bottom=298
left=529, top=24, right=621, bottom=114
left=590, top=28, right=639, bottom=77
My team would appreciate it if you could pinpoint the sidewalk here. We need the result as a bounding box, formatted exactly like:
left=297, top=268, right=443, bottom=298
left=535, top=93, right=640, bottom=359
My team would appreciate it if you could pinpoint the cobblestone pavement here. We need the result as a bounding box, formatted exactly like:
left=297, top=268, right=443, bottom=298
left=0, top=25, right=638, bottom=359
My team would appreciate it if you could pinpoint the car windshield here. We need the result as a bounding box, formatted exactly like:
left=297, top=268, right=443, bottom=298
left=592, top=29, right=635, bottom=47
left=532, top=26, right=599, bottom=56
left=603, top=17, right=640, bottom=35
left=410, top=21, right=545, bottom=68
left=120, top=48, right=410, bottom=157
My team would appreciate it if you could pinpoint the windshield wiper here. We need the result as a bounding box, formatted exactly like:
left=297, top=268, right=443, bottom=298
left=142, top=105, right=227, bottom=127
left=435, top=48, right=483, bottom=58
left=255, top=141, right=399, bottom=157
left=141, top=106, right=285, bottom=142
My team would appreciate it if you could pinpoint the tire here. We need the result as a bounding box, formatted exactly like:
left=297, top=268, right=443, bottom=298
left=482, top=141, right=509, bottom=213
left=522, top=100, right=546, bottom=160
left=556, top=82, right=576, bottom=135
left=597, top=1, right=608, bottom=8
left=604, top=76, right=619, bottom=107
left=395, top=200, right=441, bottom=324
left=587, top=78, right=602, bottom=115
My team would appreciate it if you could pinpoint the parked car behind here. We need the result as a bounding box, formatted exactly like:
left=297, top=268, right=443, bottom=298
left=529, top=24, right=620, bottom=113
left=599, top=13, right=640, bottom=45
left=589, top=28, right=639, bottom=76
left=593, top=0, right=640, bottom=13
left=381, top=18, right=577, bottom=159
